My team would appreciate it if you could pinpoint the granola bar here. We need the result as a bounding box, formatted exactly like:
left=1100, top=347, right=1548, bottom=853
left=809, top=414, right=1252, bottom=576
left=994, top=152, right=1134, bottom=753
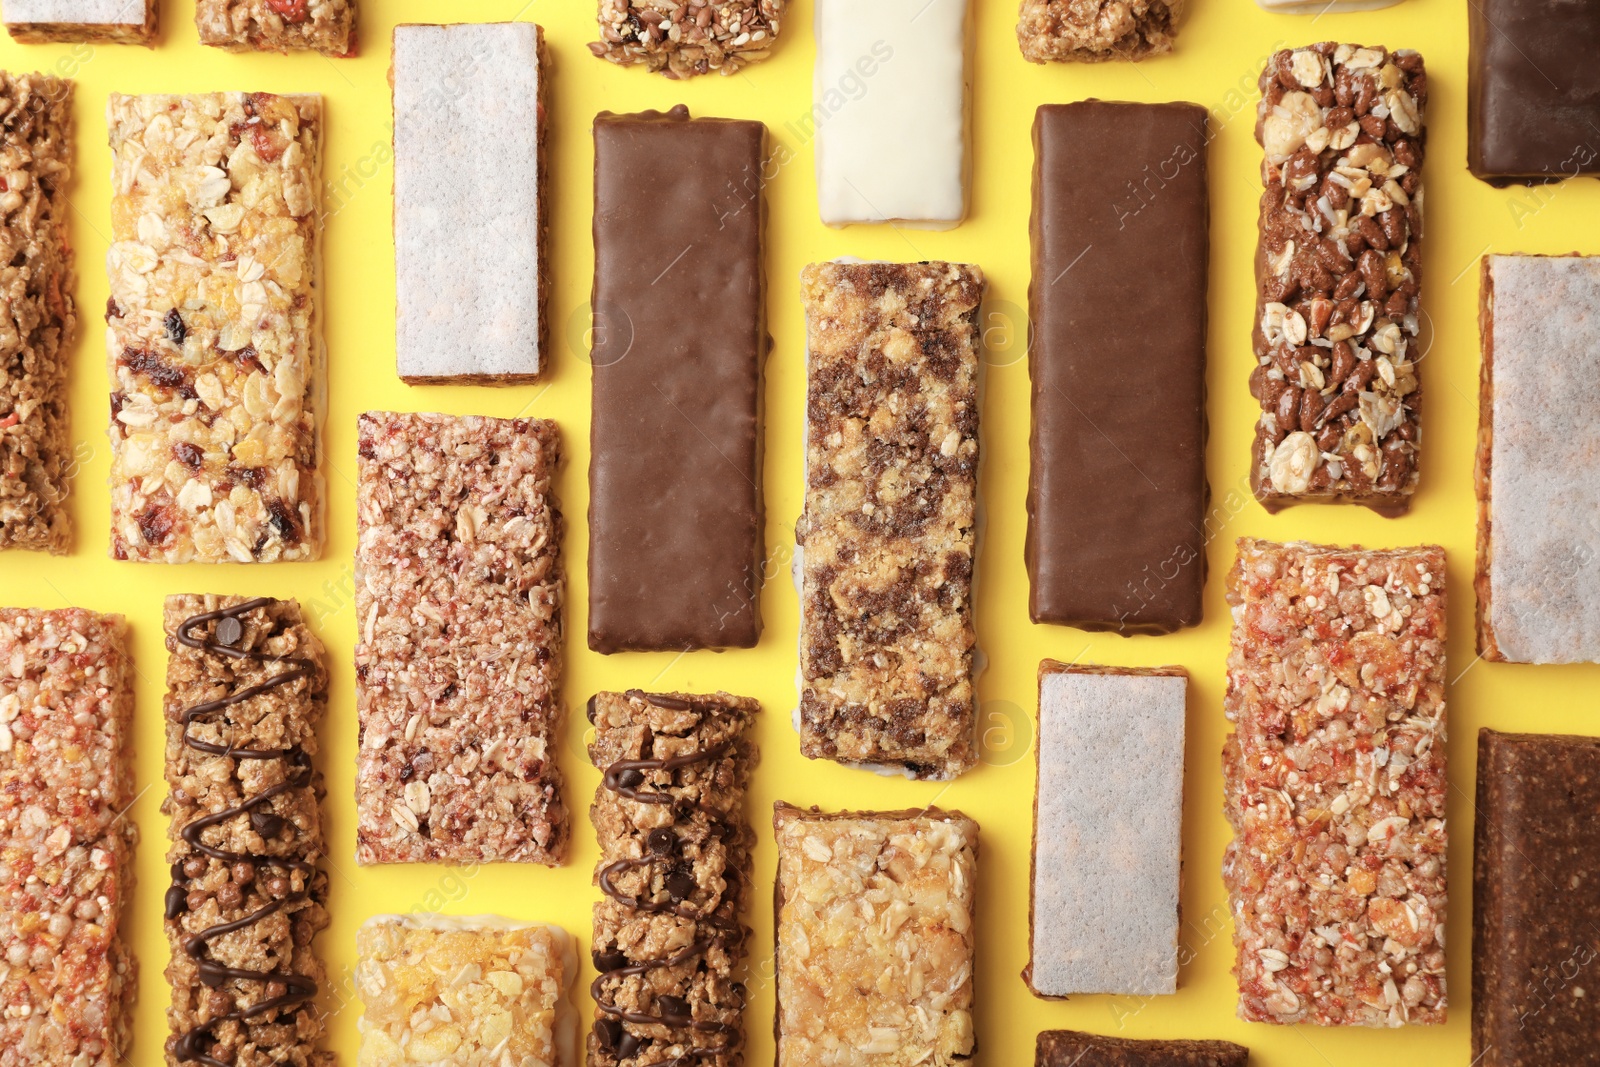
left=1037, top=1031, right=1250, bottom=1067
left=1016, top=0, right=1182, bottom=63
left=1259, top=0, right=1401, bottom=8
left=1222, top=538, right=1448, bottom=1026
left=161, top=594, right=330, bottom=1067
left=797, top=260, right=983, bottom=780
left=0, top=73, right=74, bottom=553
left=589, top=0, right=784, bottom=78
left=588, top=690, right=757, bottom=1067
left=107, top=93, right=324, bottom=563
left=354, top=412, right=567, bottom=866
left=3, top=0, right=154, bottom=43
left=774, top=803, right=977, bottom=1065
left=195, top=0, right=354, bottom=56
left=356, top=914, right=575, bottom=1066
left=1250, top=44, right=1427, bottom=514
left=0, top=607, right=136, bottom=1066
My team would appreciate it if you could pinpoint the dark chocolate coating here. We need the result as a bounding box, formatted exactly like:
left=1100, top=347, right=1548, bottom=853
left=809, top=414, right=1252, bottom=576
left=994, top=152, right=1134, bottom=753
left=1026, top=100, right=1210, bottom=635
left=1036, top=1030, right=1249, bottom=1067
left=588, top=106, right=767, bottom=654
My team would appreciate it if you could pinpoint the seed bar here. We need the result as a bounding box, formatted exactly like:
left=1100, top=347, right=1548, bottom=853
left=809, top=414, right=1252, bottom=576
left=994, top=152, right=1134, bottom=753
left=1037, top=1031, right=1250, bottom=1067
left=774, top=803, right=977, bottom=1066
left=588, top=107, right=765, bottom=653
left=161, top=594, right=330, bottom=1067
left=589, top=0, right=784, bottom=78
left=107, top=93, right=324, bottom=563
left=1222, top=538, right=1448, bottom=1026
left=588, top=690, right=757, bottom=1067
left=357, top=914, right=575, bottom=1066
left=354, top=411, right=567, bottom=866
left=1027, top=100, right=1209, bottom=633
left=393, top=22, right=547, bottom=383
left=1251, top=44, right=1427, bottom=514
left=1017, top=0, right=1181, bottom=62
left=798, top=260, right=983, bottom=780
left=3, top=0, right=154, bottom=43
left=195, top=0, right=354, bottom=56
left=0, top=607, right=135, bottom=1067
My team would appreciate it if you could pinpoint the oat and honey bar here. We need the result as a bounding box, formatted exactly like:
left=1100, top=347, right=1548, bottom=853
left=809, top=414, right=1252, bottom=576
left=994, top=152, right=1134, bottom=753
left=797, top=260, right=983, bottom=780
left=1222, top=538, right=1447, bottom=1026
left=1016, top=0, right=1182, bottom=63
left=589, top=690, right=756, bottom=1067
left=107, top=93, right=323, bottom=563
left=355, top=412, right=567, bottom=866
left=3, top=0, right=154, bottom=43
left=590, top=0, right=783, bottom=78
left=774, top=803, right=977, bottom=1065
left=195, top=0, right=354, bottom=56
left=357, top=914, right=575, bottom=1066
left=161, top=594, right=330, bottom=1067
left=1037, top=1031, right=1250, bottom=1067
left=1251, top=44, right=1427, bottom=514
left=0, top=607, right=135, bottom=1066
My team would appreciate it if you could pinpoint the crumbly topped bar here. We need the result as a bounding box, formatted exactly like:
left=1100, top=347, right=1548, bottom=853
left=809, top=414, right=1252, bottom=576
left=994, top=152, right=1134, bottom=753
left=590, top=0, right=784, bottom=78
left=161, top=594, right=330, bottom=1067
left=195, top=0, right=355, bottom=56
left=355, top=412, right=567, bottom=866
left=0, top=607, right=136, bottom=1067
left=1223, top=539, right=1447, bottom=1026
left=1249, top=44, right=1427, bottom=513
left=1037, top=1030, right=1250, bottom=1067
left=107, top=93, right=323, bottom=563
left=589, top=690, right=757, bottom=1067
left=0, top=73, right=75, bottom=554
left=3, top=0, right=156, bottom=44
left=774, top=803, right=977, bottom=1067
left=1016, top=0, right=1183, bottom=63
left=798, top=260, right=984, bottom=780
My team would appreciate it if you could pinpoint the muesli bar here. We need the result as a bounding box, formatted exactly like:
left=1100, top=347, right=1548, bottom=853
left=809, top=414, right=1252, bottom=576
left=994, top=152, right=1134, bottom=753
left=1250, top=44, right=1427, bottom=514
left=1222, top=538, right=1448, bottom=1026
left=0, top=607, right=136, bottom=1066
left=195, top=0, right=354, bottom=56
left=3, top=0, right=155, bottom=44
left=774, top=803, right=977, bottom=1066
left=0, top=73, right=74, bottom=554
left=357, top=914, right=575, bottom=1066
left=589, top=0, right=784, bottom=78
left=588, top=690, right=757, bottom=1067
left=107, top=93, right=324, bottom=563
left=354, top=412, right=567, bottom=866
left=1037, top=1031, right=1250, bottom=1067
left=797, top=260, right=983, bottom=780
left=1016, top=0, right=1182, bottom=62
left=161, top=594, right=330, bottom=1067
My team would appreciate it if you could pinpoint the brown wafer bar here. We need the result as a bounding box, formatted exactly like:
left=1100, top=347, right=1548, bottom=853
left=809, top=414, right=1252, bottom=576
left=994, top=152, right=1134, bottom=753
left=588, top=690, right=756, bottom=1067
left=1037, top=1030, right=1249, bottom=1067
left=1250, top=44, right=1426, bottom=514
left=195, top=0, right=355, bottom=56
left=161, top=594, right=330, bottom=1067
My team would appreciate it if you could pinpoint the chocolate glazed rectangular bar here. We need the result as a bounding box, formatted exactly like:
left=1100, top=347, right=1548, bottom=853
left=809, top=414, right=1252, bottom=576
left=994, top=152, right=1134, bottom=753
left=589, top=106, right=767, bottom=654
left=1026, top=100, right=1210, bottom=634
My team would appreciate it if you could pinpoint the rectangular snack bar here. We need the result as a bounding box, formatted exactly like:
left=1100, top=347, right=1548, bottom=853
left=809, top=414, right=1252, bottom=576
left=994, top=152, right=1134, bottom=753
left=774, top=803, right=977, bottom=1066
left=195, top=0, right=354, bottom=56
left=1222, top=538, right=1447, bottom=1026
left=1469, top=0, right=1600, bottom=184
left=1476, top=254, right=1600, bottom=663
left=3, top=0, right=154, bottom=43
left=1251, top=44, right=1427, bottom=514
left=161, top=594, right=330, bottom=1067
left=0, top=608, right=135, bottom=1066
left=588, top=690, right=757, bottom=1067
left=0, top=73, right=74, bottom=553
left=1473, top=729, right=1600, bottom=1067
left=1258, top=0, right=1402, bottom=8
left=590, top=0, right=784, bottom=77
left=393, top=23, right=546, bottom=383
left=1027, top=101, right=1209, bottom=633
left=1037, top=1031, right=1250, bottom=1067
left=354, top=411, right=567, bottom=866
left=356, top=914, right=575, bottom=1066
left=798, top=260, right=983, bottom=780
left=815, top=0, right=968, bottom=227
left=1028, top=663, right=1186, bottom=998
left=1017, top=0, right=1181, bottom=62
left=107, top=93, right=324, bottom=563
left=589, top=108, right=765, bottom=653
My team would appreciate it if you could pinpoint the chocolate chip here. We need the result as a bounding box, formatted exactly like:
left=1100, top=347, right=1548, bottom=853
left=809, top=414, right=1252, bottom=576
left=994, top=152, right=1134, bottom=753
left=164, top=886, right=187, bottom=920
left=595, top=1018, right=622, bottom=1050
left=215, top=616, right=243, bottom=647
left=586, top=697, right=597, bottom=725
left=665, top=870, right=696, bottom=901
left=171, top=861, right=187, bottom=882
left=616, top=768, right=644, bottom=790
left=647, top=829, right=678, bottom=855
left=617, top=1032, right=641, bottom=1059
left=250, top=810, right=284, bottom=837
left=658, top=995, right=689, bottom=1021
left=164, top=308, right=187, bottom=346
left=593, top=950, right=629, bottom=973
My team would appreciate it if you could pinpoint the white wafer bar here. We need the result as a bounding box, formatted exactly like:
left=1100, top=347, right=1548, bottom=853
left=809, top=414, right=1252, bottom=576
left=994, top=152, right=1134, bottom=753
left=3, top=0, right=154, bottom=43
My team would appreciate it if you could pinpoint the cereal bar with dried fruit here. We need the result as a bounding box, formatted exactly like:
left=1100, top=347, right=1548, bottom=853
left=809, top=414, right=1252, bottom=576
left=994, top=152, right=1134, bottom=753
left=354, top=412, right=567, bottom=866
left=1250, top=44, right=1427, bottom=514
left=1016, top=0, right=1183, bottom=63
left=0, top=607, right=136, bottom=1067
left=3, top=0, right=155, bottom=44
left=774, top=803, right=977, bottom=1065
left=195, top=0, right=354, bottom=57
left=590, top=0, right=783, bottom=78
left=797, top=260, right=983, bottom=781
left=588, top=690, right=757, bottom=1067
left=1222, top=538, right=1447, bottom=1026
left=161, top=594, right=331, bottom=1067
left=356, top=914, right=576, bottom=1066
left=107, top=93, right=323, bottom=563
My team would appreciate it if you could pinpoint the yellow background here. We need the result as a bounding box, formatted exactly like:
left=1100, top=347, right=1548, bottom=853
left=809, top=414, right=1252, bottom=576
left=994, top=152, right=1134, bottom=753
left=2, top=0, right=1597, bottom=1063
